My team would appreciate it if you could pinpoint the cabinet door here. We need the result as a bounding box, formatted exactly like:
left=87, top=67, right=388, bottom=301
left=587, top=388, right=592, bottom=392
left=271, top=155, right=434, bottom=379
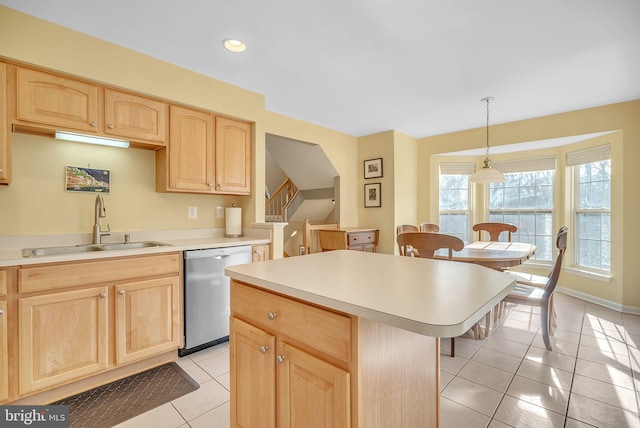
left=215, top=117, right=251, bottom=194
left=169, top=106, right=215, bottom=192
left=277, top=342, right=350, bottom=428
left=16, top=67, right=99, bottom=133
left=0, top=62, right=8, bottom=184
left=115, top=276, right=180, bottom=365
left=230, top=317, right=276, bottom=428
left=19, top=287, right=109, bottom=395
left=104, top=89, right=167, bottom=144
left=251, top=244, right=270, bottom=262
left=0, top=301, right=7, bottom=403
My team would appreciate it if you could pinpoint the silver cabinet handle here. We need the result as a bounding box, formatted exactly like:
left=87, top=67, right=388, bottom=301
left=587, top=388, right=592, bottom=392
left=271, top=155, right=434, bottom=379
left=267, top=311, right=277, bottom=320
left=276, top=355, right=286, bottom=364
left=0, top=168, right=3, bottom=173
left=217, top=184, right=222, bottom=188
left=100, top=293, right=107, bottom=298
left=89, top=121, right=96, bottom=127
left=119, top=290, right=125, bottom=295
left=259, top=346, right=268, bottom=354
left=0, top=309, right=4, bottom=315
left=108, top=124, right=114, bottom=129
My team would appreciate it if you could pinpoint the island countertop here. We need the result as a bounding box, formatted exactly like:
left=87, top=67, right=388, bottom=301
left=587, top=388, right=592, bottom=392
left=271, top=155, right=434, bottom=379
left=225, top=250, right=516, bottom=338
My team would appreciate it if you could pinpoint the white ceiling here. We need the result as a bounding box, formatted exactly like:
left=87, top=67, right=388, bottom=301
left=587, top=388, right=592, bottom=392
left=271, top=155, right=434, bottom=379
left=2, top=0, right=639, bottom=139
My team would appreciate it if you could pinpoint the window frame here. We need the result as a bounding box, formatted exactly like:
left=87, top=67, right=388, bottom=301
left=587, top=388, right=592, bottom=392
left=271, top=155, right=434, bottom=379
left=571, top=158, right=611, bottom=274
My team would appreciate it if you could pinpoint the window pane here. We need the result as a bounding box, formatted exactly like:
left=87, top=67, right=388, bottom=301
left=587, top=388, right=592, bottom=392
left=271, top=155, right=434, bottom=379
left=439, top=173, right=470, bottom=241
left=490, top=169, right=555, bottom=260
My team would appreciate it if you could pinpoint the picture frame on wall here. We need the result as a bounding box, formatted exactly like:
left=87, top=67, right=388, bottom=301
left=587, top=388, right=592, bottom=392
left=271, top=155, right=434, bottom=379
left=364, top=158, right=383, bottom=179
left=364, top=183, right=381, bottom=208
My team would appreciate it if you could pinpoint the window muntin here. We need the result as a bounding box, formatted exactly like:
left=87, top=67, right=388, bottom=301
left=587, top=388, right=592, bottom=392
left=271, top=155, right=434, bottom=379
left=574, top=159, right=611, bottom=272
left=489, top=170, right=555, bottom=260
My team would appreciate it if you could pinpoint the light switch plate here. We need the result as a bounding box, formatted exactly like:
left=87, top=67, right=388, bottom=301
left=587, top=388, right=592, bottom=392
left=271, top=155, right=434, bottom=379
left=216, top=206, right=225, bottom=219
left=188, top=206, right=197, bottom=219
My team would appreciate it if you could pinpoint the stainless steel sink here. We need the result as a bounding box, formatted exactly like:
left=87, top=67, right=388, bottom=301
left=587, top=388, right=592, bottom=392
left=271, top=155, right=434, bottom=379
left=22, top=241, right=171, bottom=257
left=98, top=241, right=171, bottom=251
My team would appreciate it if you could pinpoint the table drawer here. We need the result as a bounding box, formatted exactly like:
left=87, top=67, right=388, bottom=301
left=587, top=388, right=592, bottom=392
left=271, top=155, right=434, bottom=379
left=347, top=231, right=377, bottom=246
left=231, top=281, right=351, bottom=362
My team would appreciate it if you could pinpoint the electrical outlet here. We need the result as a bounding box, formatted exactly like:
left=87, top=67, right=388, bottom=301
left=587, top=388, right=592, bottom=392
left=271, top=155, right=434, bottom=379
left=216, top=206, right=225, bottom=219
left=188, top=206, right=197, bottom=219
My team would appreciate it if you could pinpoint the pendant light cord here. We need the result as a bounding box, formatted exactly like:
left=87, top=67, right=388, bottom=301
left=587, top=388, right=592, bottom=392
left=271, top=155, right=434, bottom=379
left=482, top=96, right=494, bottom=158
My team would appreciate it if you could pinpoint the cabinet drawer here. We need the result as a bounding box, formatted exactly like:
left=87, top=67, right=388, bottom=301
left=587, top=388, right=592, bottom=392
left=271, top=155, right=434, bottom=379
left=19, top=253, right=180, bottom=293
left=347, top=231, right=376, bottom=246
left=231, top=281, right=351, bottom=362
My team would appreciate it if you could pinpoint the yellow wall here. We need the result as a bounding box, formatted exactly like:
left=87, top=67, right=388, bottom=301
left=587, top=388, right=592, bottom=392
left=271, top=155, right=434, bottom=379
left=419, top=101, right=640, bottom=309
left=0, top=6, right=358, bottom=236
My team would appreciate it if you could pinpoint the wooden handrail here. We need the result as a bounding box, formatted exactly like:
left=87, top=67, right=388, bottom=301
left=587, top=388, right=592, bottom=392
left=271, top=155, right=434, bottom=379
left=265, top=178, right=298, bottom=222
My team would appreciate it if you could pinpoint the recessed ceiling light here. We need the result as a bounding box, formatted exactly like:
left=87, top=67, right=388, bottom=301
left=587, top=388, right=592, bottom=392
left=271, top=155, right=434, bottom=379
left=222, top=39, right=246, bottom=53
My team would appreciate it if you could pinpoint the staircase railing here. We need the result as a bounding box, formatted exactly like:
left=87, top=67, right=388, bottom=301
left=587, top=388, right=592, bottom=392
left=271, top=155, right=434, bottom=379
left=265, top=178, right=298, bottom=222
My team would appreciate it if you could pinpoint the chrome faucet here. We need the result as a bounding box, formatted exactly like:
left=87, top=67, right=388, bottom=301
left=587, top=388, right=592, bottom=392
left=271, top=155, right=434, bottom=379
left=92, top=194, right=110, bottom=244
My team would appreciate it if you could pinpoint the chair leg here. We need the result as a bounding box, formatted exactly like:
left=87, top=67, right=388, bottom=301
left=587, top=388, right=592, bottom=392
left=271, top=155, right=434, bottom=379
left=450, top=338, right=455, bottom=357
left=485, top=312, right=492, bottom=337
left=541, top=302, right=552, bottom=351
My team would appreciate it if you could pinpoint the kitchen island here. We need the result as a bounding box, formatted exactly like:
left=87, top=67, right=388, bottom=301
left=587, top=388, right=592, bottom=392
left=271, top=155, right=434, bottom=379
left=225, top=250, right=516, bottom=428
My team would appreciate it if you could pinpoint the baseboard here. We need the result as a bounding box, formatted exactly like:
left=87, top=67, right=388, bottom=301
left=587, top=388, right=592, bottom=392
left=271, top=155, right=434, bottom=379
left=557, top=287, right=640, bottom=315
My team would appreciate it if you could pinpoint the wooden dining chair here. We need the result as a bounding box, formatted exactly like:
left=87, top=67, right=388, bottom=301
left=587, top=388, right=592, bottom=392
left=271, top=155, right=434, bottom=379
left=396, top=224, right=419, bottom=254
left=504, top=226, right=568, bottom=327
left=503, top=227, right=568, bottom=350
left=473, top=222, right=518, bottom=242
left=419, top=222, right=440, bottom=233
left=396, top=232, right=469, bottom=357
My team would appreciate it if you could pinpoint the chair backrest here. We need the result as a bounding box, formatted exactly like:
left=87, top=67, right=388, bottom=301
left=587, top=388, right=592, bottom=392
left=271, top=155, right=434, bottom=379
left=543, top=227, right=568, bottom=300
left=419, top=223, right=440, bottom=233
left=397, top=232, right=464, bottom=260
left=473, top=222, right=518, bottom=241
left=396, top=225, right=419, bottom=254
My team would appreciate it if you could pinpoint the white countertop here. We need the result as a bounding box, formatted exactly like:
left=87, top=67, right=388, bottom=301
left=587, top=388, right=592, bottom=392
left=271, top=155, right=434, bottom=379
left=0, top=232, right=269, bottom=267
left=226, top=250, right=516, bottom=338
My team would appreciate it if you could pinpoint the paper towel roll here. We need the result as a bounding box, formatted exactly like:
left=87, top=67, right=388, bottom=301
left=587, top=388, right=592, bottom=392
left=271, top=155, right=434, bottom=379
left=225, top=207, right=243, bottom=237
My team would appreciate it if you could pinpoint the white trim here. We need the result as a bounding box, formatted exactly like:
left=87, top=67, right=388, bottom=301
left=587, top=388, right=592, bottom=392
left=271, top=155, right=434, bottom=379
left=565, top=266, right=612, bottom=282
left=557, top=287, right=640, bottom=315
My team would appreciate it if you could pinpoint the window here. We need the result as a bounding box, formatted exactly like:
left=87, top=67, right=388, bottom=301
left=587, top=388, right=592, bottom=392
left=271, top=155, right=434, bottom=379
left=568, top=145, right=611, bottom=272
left=489, top=157, right=556, bottom=261
left=438, top=163, right=474, bottom=241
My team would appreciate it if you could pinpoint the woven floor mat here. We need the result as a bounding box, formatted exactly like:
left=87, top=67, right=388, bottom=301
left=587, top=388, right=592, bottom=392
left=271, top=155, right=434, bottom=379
left=53, top=363, right=199, bottom=428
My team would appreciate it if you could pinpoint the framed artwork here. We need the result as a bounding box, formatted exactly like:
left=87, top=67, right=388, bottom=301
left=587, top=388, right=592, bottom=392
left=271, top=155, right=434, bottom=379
left=364, top=183, right=381, bottom=208
left=65, top=166, right=111, bottom=193
left=364, top=158, right=383, bottom=179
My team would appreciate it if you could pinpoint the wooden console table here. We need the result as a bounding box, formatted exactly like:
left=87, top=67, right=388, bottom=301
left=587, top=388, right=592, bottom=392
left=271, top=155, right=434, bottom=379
left=317, top=227, right=379, bottom=252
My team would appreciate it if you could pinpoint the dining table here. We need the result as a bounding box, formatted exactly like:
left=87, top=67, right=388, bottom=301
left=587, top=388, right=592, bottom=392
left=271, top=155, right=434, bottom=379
left=434, top=240, right=536, bottom=270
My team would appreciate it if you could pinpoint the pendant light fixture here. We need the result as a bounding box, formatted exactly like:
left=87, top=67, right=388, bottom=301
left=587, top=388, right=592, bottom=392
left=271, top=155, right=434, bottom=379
left=469, top=97, right=505, bottom=183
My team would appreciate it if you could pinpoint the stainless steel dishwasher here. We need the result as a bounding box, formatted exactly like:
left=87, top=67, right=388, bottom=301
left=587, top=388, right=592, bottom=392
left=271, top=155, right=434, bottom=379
left=180, top=245, right=252, bottom=356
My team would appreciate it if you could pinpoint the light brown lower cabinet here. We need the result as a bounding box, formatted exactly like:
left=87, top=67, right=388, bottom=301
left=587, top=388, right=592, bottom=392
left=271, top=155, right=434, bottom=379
left=230, top=280, right=439, bottom=428
left=0, top=300, right=8, bottom=403
left=19, top=286, right=110, bottom=395
left=13, top=253, right=181, bottom=401
left=251, top=244, right=270, bottom=262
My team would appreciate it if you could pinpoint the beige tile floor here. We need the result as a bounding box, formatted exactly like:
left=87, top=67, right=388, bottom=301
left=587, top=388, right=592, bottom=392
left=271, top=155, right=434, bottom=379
left=114, top=292, right=640, bottom=427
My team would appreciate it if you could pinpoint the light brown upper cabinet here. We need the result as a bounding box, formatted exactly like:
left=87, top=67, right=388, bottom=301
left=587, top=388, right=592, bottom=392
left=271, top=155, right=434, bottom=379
left=104, top=89, right=167, bottom=145
left=14, top=67, right=167, bottom=148
left=0, top=63, right=9, bottom=185
left=16, top=67, right=99, bottom=133
left=159, top=105, right=215, bottom=193
left=215, top=116, right=251, bottom=194
left=157, top=107, right=252, bottom=195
